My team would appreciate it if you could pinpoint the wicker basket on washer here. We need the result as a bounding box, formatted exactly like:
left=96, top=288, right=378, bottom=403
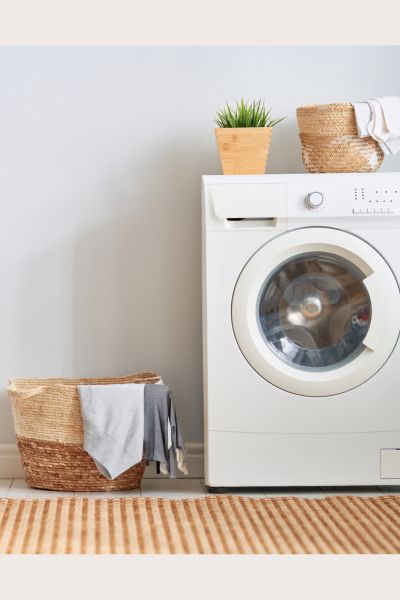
left=7, top=372, right=160, bottom=492
left=296, top=103, right=384, bottom=173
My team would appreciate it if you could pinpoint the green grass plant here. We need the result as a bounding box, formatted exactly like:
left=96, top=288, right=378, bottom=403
left=215, top=98, right=286, bottom=128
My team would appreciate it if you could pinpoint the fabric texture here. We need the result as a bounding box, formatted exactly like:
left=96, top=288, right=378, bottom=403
left=78, top=383, right=145, bottom=480
left=143, top=384, right=187, bottom=477
left=1, top=495, right=400, bottom=554
left=354, top=96, right=400, bottom=155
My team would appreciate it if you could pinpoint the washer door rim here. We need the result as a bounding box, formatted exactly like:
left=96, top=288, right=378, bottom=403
left=231, top=227, right=400, bottom=396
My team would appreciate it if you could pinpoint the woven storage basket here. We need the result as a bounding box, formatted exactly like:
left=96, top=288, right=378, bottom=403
left=296, top=103, right=384, bottom=173
left=7, top=372, right=160, bottom=492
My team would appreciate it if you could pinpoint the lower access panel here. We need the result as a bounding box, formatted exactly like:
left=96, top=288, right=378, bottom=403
left=206, top=430, right=400, bottom=487
left=381, top=449, right=400, bottom=479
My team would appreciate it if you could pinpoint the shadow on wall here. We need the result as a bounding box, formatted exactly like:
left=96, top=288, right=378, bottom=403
left=71, top=134, right=215, bottom=442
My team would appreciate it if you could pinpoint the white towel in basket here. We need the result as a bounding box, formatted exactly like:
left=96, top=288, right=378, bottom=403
left=78, top=383, right=145, bottom=479
left=354, top=96, right=400, bottom=155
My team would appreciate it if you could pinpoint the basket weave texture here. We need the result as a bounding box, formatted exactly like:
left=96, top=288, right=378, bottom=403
left=7, top=372, right=160, bottom=491
left=296, top=103, right=384, bottom=173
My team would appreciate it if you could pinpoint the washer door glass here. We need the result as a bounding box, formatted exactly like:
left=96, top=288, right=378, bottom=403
left=258, top=252, right=371, bottom=370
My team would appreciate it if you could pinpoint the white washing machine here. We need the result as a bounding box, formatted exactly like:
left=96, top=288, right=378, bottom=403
left=202, top=173, right=400, bottom=488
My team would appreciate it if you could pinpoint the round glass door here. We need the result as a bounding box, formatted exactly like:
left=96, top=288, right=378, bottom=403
left=258, top=252, right=371, bottom=370
left=231, top=227, right=400, bottom=396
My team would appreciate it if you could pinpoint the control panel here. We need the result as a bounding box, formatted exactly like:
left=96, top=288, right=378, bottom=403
left=300, top=184, right=400, bottom=217
left=352, top=185, right=398, bottom=214
left=203, top=174, right=400, bottom=232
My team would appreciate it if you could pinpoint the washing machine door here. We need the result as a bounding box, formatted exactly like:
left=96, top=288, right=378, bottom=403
left=231, top=227, right=400, bottom=396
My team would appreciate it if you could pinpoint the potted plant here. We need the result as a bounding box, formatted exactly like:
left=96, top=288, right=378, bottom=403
left=214, top=98, right=286, bottom=174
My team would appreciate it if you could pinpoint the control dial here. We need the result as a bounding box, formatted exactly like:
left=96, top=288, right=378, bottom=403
left=305, top=191, right=326, bottom=211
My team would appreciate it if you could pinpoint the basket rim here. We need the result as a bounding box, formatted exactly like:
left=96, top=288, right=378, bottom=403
left=8, top=372, right=160, bottom=388
left=296, top=103, right=354, bottom=113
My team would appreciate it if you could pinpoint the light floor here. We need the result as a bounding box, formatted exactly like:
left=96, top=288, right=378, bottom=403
left=1, top=478, right=399, bottom=499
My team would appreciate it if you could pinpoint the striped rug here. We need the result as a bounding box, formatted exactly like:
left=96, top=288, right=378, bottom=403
left=0, top=495, right=399, bottom=554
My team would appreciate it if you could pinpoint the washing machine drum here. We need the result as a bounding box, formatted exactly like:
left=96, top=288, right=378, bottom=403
left=259, top=252, right=371, bottom=369
left=231, top=228, right=400, bottom=396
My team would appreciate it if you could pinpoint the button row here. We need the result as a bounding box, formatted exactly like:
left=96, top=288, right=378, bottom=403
left=353, top=207, right=395, bottom=214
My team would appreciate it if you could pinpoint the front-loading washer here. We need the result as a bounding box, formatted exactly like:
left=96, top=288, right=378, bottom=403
left=202, top=173, right=400, bottom=487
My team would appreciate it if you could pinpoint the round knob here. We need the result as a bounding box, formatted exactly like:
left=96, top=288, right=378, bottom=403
left=305, top=191, right=325, bottom=210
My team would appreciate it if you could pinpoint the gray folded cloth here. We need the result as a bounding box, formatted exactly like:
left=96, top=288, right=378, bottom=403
left=78, top=383, right=145, bottom=479
left=143, top=384, right=187, bottom=478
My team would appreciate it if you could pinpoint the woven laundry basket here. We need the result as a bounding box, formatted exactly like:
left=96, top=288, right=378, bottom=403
left=296, top=103, right=384, bottom=173
left=7, top=372, right=160, bottom=492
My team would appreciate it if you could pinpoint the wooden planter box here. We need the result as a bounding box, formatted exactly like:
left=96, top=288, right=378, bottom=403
left=215, top=127, right=272, bottom=174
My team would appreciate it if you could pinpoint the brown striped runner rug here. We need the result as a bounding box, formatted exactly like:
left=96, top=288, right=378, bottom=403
left=0, top=495, right=399, bottom=554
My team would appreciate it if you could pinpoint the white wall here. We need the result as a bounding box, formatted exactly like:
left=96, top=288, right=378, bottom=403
left=0, top=46, right=399, bottom=445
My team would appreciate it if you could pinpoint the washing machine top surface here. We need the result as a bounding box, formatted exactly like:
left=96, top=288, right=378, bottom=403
left=202, top=172, right=400, bottom=232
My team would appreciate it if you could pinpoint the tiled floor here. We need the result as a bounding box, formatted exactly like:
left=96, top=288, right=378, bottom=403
left=0, top=478, right=399, bottom=499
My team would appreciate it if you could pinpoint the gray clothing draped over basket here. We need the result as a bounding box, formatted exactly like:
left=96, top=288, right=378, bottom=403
left=78, top=383, right=187, bottom=479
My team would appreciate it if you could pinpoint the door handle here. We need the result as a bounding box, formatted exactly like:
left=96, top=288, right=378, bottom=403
left=362, top=272, right=386, bottom=351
